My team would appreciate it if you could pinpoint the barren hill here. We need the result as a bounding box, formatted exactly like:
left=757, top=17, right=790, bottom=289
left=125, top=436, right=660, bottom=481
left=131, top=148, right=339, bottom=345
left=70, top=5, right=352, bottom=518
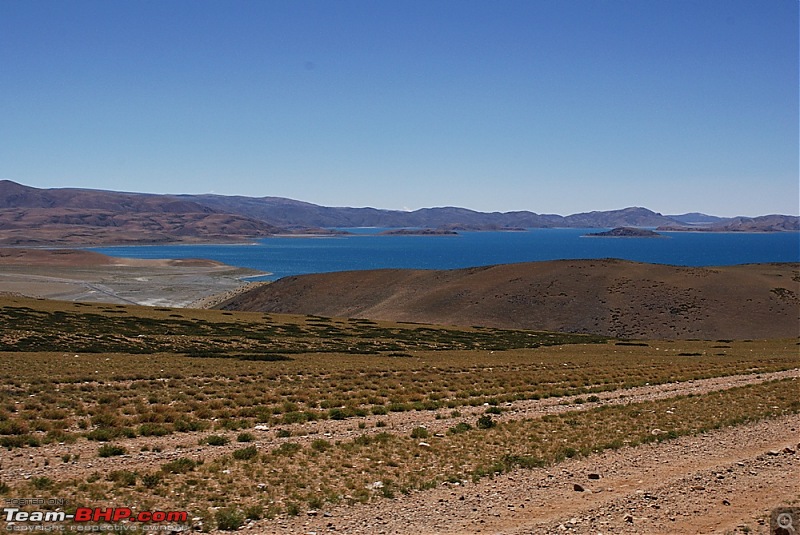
left=2, top=180, right=796, bottom=244
left=218, top=259, right=800, bottom=339
left=0, top=180, right=281, bottom=245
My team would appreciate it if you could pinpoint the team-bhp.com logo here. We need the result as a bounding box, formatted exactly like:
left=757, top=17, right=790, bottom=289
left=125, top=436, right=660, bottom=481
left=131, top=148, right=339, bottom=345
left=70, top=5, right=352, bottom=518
left=4, top=506, right=188, bottom=525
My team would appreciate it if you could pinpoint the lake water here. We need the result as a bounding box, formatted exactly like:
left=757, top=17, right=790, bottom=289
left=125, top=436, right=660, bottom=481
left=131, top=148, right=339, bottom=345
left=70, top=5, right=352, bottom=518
left=91, top=228, right=800, bottom=281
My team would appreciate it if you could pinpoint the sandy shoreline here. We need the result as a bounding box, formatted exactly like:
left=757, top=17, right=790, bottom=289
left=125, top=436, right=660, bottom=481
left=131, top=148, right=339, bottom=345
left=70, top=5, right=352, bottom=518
left=0, top=248, right=267, bottom=308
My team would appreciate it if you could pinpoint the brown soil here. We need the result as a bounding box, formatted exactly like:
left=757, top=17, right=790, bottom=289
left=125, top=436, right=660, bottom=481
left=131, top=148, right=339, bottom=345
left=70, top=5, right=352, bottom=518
left=3, top=369, right=798, bottom=534
left=276, top=414, right=799, bottom=535
left=218, top=259, right=800, bottom=340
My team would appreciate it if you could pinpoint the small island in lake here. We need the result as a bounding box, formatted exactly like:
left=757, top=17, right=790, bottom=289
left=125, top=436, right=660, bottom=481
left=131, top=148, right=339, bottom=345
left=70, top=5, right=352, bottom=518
left=584, top=227, right=666, bottom=238
left=379, top=228, right=459, bottom=236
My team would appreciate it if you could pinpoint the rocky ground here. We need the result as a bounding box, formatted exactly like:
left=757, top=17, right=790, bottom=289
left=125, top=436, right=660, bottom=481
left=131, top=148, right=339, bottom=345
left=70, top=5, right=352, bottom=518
left=274, top=415, right=799, bottom=535
left=3, top=369, right=798, bottom=534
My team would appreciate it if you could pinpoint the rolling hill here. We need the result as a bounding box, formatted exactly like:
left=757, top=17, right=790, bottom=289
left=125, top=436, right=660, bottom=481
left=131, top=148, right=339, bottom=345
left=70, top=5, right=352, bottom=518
left=0, top=180, right=281, bottom=245
left=2, top=180, right=796, bottom=244
left=217, top=259, right=800, bottom=340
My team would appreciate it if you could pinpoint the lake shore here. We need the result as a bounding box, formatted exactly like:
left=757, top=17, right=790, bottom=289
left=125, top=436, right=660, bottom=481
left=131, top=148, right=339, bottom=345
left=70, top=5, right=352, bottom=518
left=0, top=248, right=265, bottom=308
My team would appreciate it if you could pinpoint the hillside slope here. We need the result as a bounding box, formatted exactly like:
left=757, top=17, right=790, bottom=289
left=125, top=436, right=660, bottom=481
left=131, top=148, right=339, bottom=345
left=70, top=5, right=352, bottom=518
left=0, top=180, right=281, bottom=245
left=218, top=259, right=800, bottom=339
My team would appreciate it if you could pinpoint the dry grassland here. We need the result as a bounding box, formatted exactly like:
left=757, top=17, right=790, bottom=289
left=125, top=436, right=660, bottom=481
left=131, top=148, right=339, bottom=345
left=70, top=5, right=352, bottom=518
left=0, top=296, right=798, bottom=532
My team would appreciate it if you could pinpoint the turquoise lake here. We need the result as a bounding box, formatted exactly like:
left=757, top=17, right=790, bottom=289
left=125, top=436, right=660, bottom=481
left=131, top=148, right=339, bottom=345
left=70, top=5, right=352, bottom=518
left=91, top=228, right=800, bottom=281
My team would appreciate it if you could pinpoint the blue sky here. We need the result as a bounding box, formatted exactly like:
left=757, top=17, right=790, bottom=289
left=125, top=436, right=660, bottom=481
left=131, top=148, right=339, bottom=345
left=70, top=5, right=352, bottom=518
left=1, top=0, right=797, bottom=216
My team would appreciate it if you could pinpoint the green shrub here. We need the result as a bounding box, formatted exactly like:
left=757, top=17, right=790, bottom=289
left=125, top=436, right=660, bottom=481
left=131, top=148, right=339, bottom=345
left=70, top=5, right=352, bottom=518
left=232, top=446, right=258, bottom=460
left=243, top=505, right=263, bottom=521
left=86, top=428, right=115, bottom=441
left=215, top=508, right=244, bottom=531
left=174, top=419, right=208, bottom=432
left=410, top=427, right=429, bottom=439
left=273, top=442, right=301, bottom=456
left=138, top=423, right=170, bottom=437
left=141, top=473, right=161, bottom=488
left=236, top=432, right=255, bottom=443
left=448, top=422, right=473, bottom=435
left=310, top=439, right=330, bottom=452
left=107, top=470, right=137, bottom=486
left=328, top=408, right=349, bottom=420
left=97, top=444, right=127, bottom=457
left=161, top=457, right=197, bottom=474
left=204, top=435, right=230, bottom=446
left=476, top=415, right=496, bottom=429
left=31, top=477, right=52, bottom=490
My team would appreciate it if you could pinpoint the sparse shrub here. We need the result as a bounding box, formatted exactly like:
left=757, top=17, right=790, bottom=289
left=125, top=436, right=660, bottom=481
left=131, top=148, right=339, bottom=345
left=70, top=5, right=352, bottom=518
left=448, top=422, right=472, bottom=435
left=232, top=445, right=258, bottom=460
left=174, top=418, right=208, bottom=432
left=86, top=428, right=114, bottom=441
left=141, top=473, right=161, bottom=488
left=215, top=508, right=244, bottom=531
left=273, top=442, right=301, bottom=456
left=410, top=426, right=429, bottom=439
left=275, top=429, right=291, bottom=438
left=328, top=408, right=349, bottom=420
left=311, top=439, right=330, bottom=452
left=98, top=444, right=127, bottom=457
left=161, top=457, right=197, bottom=474
left=31, top=477, right=52, bottom=490
left=0, top=420, right=28, bottom=435
left=236, top=432, right=255, bottom=442
left=476, top=415, right=495, bottom=429
left=243, top=505, right=263, bottom=521
left=138, top=423, right=170, bottom=437
left=204, top=434, right=230, bottom=446
left=107, top=470, right=137, bottom=486
left=282, top=411, right=309, bottom=424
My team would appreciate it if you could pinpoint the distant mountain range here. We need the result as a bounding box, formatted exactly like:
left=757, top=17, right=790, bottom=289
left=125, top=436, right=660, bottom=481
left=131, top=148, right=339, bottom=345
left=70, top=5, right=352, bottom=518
left=0, top=180, right=796, bottom=245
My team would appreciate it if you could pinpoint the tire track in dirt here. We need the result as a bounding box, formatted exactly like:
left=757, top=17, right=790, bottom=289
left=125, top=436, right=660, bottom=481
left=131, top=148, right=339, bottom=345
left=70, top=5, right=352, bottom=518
left=3, top=368, right=798, bottom=485
left=271, top=414, right=800, bottom=535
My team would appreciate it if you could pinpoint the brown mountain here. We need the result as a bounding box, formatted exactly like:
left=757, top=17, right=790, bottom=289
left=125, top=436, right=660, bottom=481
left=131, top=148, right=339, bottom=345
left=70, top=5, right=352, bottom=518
left=218, top=259, right=800, bottom=340
left=0, top=180, right=281, bottom=245
left=2, top=180, right=796, bottom=245
left=657, top=214, right=800, bottom=232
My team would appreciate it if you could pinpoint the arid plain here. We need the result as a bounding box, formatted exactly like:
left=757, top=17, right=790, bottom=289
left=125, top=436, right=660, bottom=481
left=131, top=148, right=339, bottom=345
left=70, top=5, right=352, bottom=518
left=0, top=246, right=797, bottom=534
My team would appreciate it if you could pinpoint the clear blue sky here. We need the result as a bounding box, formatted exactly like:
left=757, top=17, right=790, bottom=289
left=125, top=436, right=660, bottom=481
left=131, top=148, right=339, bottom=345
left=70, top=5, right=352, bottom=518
left=1, top=0, right=797, bottom=216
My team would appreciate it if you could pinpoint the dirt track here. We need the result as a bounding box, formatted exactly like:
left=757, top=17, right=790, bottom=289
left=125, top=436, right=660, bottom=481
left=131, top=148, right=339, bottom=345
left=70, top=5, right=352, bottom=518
left=3, top=369, right=798, bottom=534
left=276, top=414, right=799, bottom=535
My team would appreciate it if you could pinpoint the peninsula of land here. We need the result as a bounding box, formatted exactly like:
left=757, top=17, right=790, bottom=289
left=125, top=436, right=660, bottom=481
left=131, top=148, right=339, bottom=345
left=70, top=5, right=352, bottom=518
left=584, top=227, right=666, bottom=238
